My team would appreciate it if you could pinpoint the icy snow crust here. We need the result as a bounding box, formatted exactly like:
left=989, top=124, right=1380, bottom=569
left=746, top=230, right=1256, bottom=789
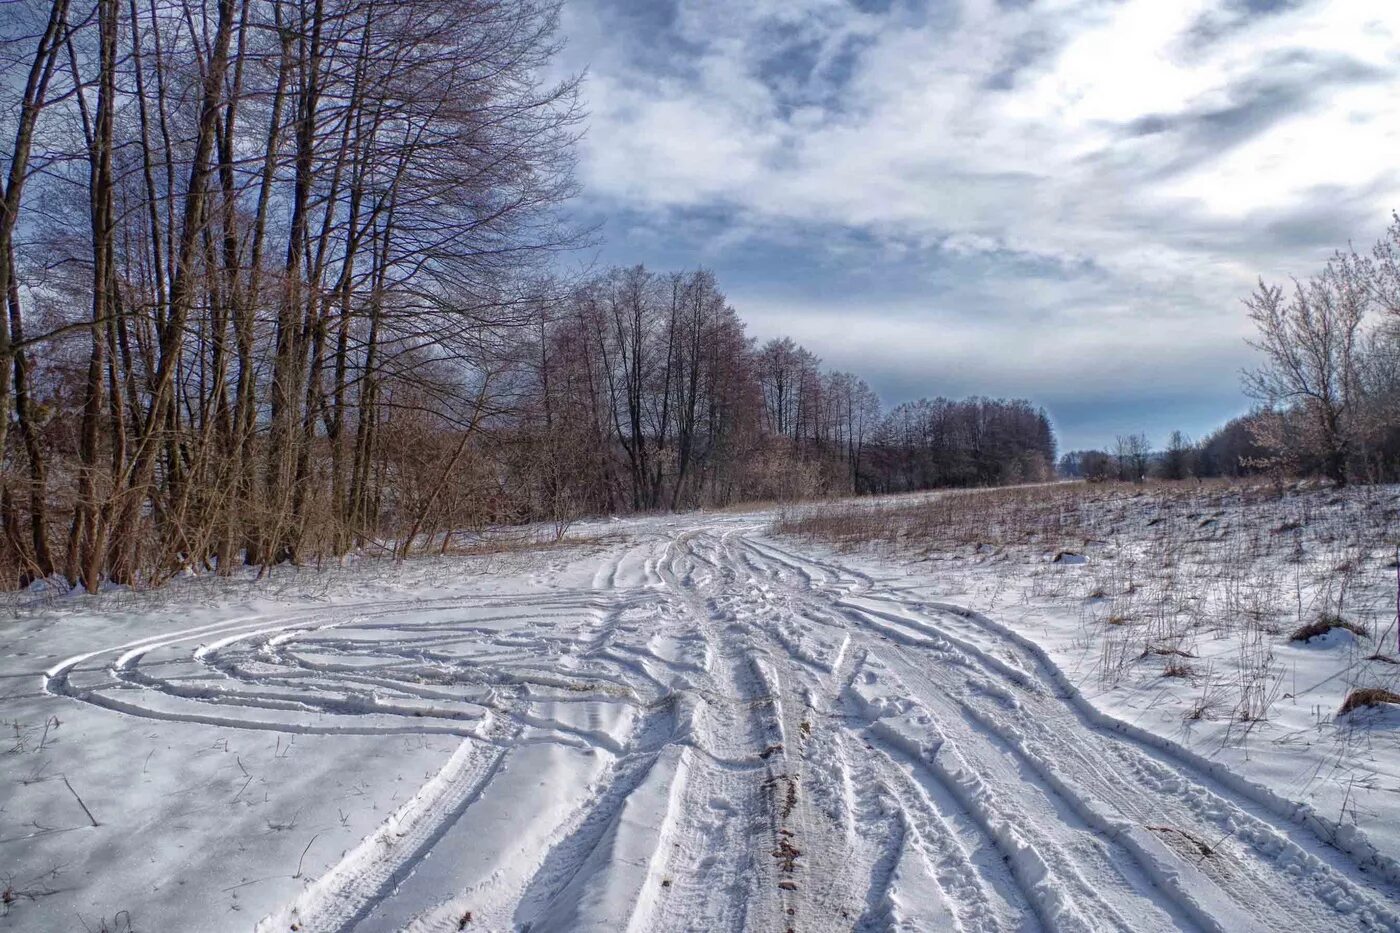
left=3, top=507, right=1399, bottom=931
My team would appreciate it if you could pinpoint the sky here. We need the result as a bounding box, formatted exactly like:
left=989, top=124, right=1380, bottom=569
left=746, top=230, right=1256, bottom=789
left=551, top=0, right=1400, bottom=452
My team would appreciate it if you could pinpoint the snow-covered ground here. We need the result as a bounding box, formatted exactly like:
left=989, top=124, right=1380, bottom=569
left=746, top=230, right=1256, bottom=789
left=3, top=492, right=1399, bottom=931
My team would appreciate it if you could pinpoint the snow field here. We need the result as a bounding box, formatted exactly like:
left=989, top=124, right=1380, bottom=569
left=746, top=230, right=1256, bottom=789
left=2, top=500, right=1398, bottom=931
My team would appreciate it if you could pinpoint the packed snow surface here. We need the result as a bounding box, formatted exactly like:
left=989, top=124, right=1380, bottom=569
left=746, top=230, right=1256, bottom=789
left=4, top=508, right=1400, bottom=931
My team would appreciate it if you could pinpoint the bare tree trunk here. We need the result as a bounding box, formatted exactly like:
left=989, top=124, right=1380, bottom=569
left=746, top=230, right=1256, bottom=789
left=108, top=0, right=237, bottom=585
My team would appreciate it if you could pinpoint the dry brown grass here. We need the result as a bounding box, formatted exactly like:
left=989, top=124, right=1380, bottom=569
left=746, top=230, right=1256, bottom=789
left=1289, top=613, right=1369, bottom=643
left=774, top=482, right=1101, bottom=553
left=774, top=478, right=1344, bottom=554
left=444, top=530, right=620, bottom=558
left=1339, top=687, right=1400, bottom=716
left=777, top=479, right=1397, bottom=563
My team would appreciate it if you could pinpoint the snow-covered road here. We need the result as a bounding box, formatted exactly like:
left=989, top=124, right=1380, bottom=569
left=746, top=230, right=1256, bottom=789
left=9, top=514, right=1400, bottom=931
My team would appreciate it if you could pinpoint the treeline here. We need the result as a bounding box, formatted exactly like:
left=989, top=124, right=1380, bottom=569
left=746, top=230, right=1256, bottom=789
left=1061, top=214, right=1400, bottom=486
left=1060, top=429, right=1260, bottom=484
left=865, top=397, right=1056, bottom=492
left=0, top=0, right=1058, bottom=591
left=500, top=269, right=1056, bottom=520
left=505, top=269, right=882, bottom=518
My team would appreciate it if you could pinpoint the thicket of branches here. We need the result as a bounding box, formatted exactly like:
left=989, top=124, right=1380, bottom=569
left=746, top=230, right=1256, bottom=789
left=0, top=0, right=1060, bottom=591
left=1, top=0, right=583, bottom=590
left=1237, top=220, right=1400, bottom=485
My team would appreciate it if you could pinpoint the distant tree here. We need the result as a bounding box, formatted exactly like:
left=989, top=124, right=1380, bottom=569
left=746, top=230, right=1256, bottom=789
left=1060, top=449, right=1113, bottom=481
left=1355, top=325, right=1400, bottom=481
left=1114, top=434, right=1151, bottom=482
left=864, top=397, right=1056, bottom=492
left=1080, top=450, right=1114, bottom=482
left=1242, top=257, right=1367, bottom=486
left=1198, top=414, right=1272, bottom=478
left=1351, top=222, right=1400, bottom=480
left=1158, top=430, right=1196, bottom=480
left=756, top=337, right=816, bottom=440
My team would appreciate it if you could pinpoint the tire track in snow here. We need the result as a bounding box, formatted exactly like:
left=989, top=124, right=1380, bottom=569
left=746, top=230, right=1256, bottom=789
left=508, top=531, right=783, bottom=933
left=752, top=529, right=1400, bottom=932
left=43, top=516, right=1400, bottom=932
left=871, top=599, right=1400, bottom=929
left=512, top=694, right=692, bottom=932
left=649, top=532, right=785, bottom=931
left=733, top=540, right=1038, bottom=931
left=260, top=725, right=514, bottom=933
left=691, top=531, right=1031, bottom=932
left=45, top=594, right=646, bottom=742
left=696, top=530, right=870, bottom=928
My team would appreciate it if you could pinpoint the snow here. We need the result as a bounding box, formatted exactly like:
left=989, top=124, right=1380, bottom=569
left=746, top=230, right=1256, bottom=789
left=2, top=496, right=1399, bottom=931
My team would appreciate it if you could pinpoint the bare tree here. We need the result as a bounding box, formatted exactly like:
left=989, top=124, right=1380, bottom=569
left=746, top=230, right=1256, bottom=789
left=1160, top=430, right=1195, bottom=481
left=1242, top=257, right=1367, bottom=486
left=1113, top=433, right=1150, bottom=483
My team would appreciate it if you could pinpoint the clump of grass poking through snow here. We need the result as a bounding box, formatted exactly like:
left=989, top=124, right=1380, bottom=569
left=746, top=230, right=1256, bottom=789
left=1338, top=687, right=1400, bottom=716
left=1290, top=613, right=1369, bottom=643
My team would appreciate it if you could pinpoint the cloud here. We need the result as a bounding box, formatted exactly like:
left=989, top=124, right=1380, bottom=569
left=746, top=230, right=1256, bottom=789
left=1181, top=0, right=1317, bottom=52
left=1118, top=49, right=1388, bottom=180
left=555, top=0, right=1400, bottom=449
